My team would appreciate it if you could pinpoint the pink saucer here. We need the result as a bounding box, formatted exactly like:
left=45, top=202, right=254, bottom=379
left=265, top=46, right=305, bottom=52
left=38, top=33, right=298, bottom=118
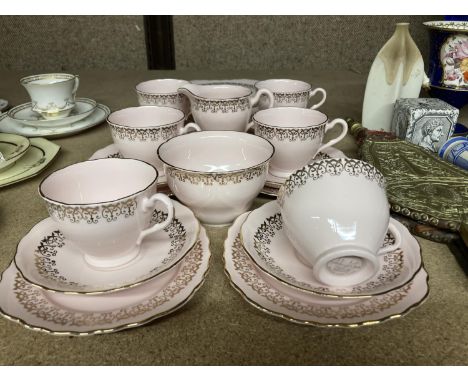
left=224, top=212, right=429, bottom=327
left=0, top=227, right=210, bottom=336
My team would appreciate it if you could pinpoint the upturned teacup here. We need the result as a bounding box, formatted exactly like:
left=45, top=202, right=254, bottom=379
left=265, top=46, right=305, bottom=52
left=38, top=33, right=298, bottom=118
left=255, top=79, right=326, bottom=110
left=251, top=107, right=348, bottom=178
left=107, top=106, right=201, bottom=174
left=178, top=84, right=274, bottom=131
left=135, top=79, right=190, bottom=116
left=278, top=158, right=402, bottom=287
left=158, top=131, right=274, bottom=225
left=39, top=158, right=174, bottom=269
left=20, top=73, right=79, bottom=119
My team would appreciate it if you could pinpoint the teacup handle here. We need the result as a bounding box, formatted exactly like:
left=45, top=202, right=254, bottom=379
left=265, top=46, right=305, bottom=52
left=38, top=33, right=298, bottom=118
left=250, top=88, right=274, bottom=109
left=377, top=222, right=402, bottom=255
left=316, top=118, right=348, bottom=154
left=136, top=193, right=174, bottom=246
left=184, top=111, right=193, bottom=121
left=179, top=122, right=201, bottom=134
left=72, top=75, right=80, bottom=99
left=308, top=88, right=326, bottom=110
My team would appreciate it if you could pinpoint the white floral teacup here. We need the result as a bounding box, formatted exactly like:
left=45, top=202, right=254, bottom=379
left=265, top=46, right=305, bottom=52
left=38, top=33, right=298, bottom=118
left=20, top=73, right=79, bottom=120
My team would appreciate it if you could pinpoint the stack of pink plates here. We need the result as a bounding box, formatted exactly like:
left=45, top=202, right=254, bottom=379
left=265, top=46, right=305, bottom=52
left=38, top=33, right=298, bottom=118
left=0, top=200, right=211, bottom=336
left=224, top=201, right=429, bottom=327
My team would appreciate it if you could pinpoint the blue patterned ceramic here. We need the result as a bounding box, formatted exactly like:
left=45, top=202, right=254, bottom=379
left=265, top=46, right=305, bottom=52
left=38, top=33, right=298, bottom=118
left=438, top=136, right=468, bottom=170
left=424, top=21, right=468, bottom=109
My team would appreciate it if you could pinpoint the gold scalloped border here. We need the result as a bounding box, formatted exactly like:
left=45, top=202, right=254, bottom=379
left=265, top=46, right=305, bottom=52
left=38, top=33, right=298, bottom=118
left=224, top=229, right=429, bottom=328
left=0, top=233, right=211, bottom=336
left=239, top=212, right=421, bottom=299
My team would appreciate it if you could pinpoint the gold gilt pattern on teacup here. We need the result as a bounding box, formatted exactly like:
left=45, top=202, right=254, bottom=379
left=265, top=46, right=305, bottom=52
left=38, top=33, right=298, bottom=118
left=192, top=97, right=250, bottom=113
left=109, top=123, right=178, bottom=142
left=45, top=198, right=137, bottom=224
left=252, top=213, right=403, bottom=295
left=166, top=162, right=268, bottom=186
left=233, top=235, right=411, bottom=319
left=273, top=90, right=309, bottom=104
left=148, top=210, right=187, bottom=273
left=136, top=93, right=184, bottom=105
left=255, top=123, right=325, bottom=141
left=15, top=241, right=203, bottom=327
left=278, top=159, right=386, bottom=206
left=33, top=210, right=187, bottom=288
left=21, top=74, right=74, bottom=85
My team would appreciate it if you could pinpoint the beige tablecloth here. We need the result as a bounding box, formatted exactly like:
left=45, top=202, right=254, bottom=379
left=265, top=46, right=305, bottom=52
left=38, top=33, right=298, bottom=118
left=0, top=70, right=467, bottom=365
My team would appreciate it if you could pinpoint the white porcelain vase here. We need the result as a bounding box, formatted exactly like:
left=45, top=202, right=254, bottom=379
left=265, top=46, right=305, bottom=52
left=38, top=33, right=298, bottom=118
left=362, top=23, right=424, bottom=132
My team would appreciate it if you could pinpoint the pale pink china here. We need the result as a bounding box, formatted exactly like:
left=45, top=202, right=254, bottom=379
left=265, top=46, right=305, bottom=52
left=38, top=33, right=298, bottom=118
left=178, top=83, right=274, bottom=132
left=107, top=106, right=200, bottom=173
left=0, top=227, right=211, bottom=335
left=158, top=131, right=274, bottom=225
left=255, top=79, right=326, bottom=110
left=278, top=158, right=401, bottom=287
left=14, top=200, right=199, bottom=294
left=251, top=107, right=348, bottom=177
left=135, top=79, right=190, bottom=116
left=241, top=201, right=420, bottom=297
left=39, top=158, right=174, bottom=269
left=224, top=213, right=429, bottom=327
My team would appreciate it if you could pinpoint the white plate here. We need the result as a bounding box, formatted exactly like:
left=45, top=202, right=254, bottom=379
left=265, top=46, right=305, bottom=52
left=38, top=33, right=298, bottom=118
left=89, top=143, right=167, bottom=185
left=0, top=103, right=110, bottom=138
left=15, top=200, right=199, bottom=294
left=7, top=98, right=97, bottom=128
left=241, top=201, right=422, bottom=298
left=224, top=212, right=429, bottom=327
left=0, top=226, right=210, bottom=336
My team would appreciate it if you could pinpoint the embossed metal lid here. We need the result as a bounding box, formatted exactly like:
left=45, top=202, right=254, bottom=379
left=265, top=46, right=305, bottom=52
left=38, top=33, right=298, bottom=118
left=360, top=139, right=468, bottom=231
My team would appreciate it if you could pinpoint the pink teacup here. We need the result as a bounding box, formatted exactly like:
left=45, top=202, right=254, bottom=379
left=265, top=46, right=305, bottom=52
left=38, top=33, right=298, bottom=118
left=255, top=79, right=326, bottom=110
left=135, top=78, right=190, bottom=116
left=107, top=106, right=200, bottom=174
left=39, top=158, right=174, bottom=269
left=251, top=107, right=348, bottom=178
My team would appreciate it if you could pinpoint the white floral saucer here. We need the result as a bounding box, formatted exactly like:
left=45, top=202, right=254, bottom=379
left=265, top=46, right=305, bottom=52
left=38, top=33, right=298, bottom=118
left=14, top=200, right=199, bottom=294
left=0, top=103, right=109, bottom=139
left=224, top=213, right=429, bottom=327
left=0, top=226, right=210, bottom=336
left=7, top=98, right=97, bottom=128
left=262, top=147, right=347, bottom=196
left=89, top=143, right=168, bottom=186
left=241, top=201, right=422, bottom=298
